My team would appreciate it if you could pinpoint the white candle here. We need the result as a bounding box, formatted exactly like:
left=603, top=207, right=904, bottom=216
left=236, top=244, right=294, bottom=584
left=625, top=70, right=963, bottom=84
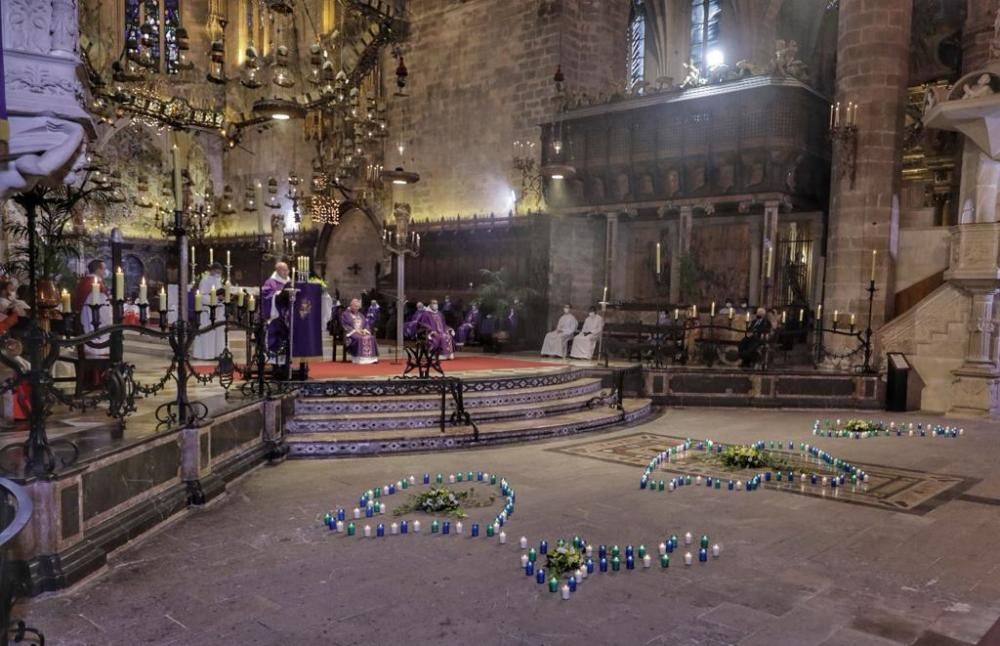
left=61, top=289, right=71, bottom=313
left=159, top=287, right=167, bottom=309
left=850, top=313, right=856, bottom=327
left=643, top=554, right=652, bottom=568
left=658, top=542, right=667, bottom=555
left=521, top=554, right=529, bottom=567
left=413, top=520, right=421, bottom=533
left=684, top=532, right=692, bottom=545
left=448, top=474, right=455, bottom=483
left=712, top=544, right=721, bottom=557
left=519, top=536, right=528, bottom=549
left=223, top=280, right=231, bottom=304
left=115, top=267, right=124, bottom=300
left=833, top=309, right=839, bottom=324
left=499, top=531, right=506, bottom=544
left=870, top=249, right=877, bottom=281
left=817, top=304, right=822, bottom=322
left=391, top=522, right=399, bottom=535
left=684, top=552, right=693, bottom=566
left=226, top=249, right=231, bottom=266
left=561, top=584, right=570, bottom=600
left=710, top=302, right=715, bottom=317
left=363, top=525, right=372, bottom=538
left=336, top=520, right=344, bottom=532
left=456, top=522, right=463, bottom=534
left=379, top=503, right=385, bottom=514
left=194, top=289, right=203, bottom=312
left=353, top=507, right=360, bottom=519
left=602, top=285, right=608, bottom=302
left=408, top=476, right=416, bottom=485
left=781, top=310, right=786, bottom=324
left=382, top=485, right=390, bottom=496
left=191, top=246, right=196, bottom=266
left=692, top=304, right=697, bottom=318
left=139, top=277, right=148, bottom=304
left=585, top=545, right=593, bottom=556
left=799, top=309, right=804, bottom=323
left=765, top=246, right=773, bottom=277
left=209, top=248, right=214, bottom=265
left=247, top=294, right=256, bottom=311
left=834, top=101, right=840, bottom=127
left=829, top=103, right=834, bottom=129
left=655, top=242, right=661, bottom=273
left=575, top=568, right=585, bottom=582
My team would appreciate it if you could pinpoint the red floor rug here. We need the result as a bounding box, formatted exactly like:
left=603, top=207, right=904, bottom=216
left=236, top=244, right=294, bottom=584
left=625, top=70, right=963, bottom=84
left=195, top=355, right=563, bottom=379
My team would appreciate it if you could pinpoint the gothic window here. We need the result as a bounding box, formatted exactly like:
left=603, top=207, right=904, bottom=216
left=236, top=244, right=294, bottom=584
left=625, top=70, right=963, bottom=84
left=628, top=1, right=646, bottom=90
left=124, top=0, right=182, bottom=73
left=690, top=0, right=721, bottom=72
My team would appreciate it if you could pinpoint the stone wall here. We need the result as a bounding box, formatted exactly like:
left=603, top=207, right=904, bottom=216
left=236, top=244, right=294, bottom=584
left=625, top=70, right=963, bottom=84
left=547, top=213, right=605, bottom=324
left=386, top=0, right=628, bottom=220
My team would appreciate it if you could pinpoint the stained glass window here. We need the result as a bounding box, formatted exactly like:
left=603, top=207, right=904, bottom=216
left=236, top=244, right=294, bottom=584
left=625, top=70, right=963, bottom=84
left=123, top=0, right=181, bottom=74
left=690, top=0, right=721, bottom=72
left=628, top=1, right=645, bottom=91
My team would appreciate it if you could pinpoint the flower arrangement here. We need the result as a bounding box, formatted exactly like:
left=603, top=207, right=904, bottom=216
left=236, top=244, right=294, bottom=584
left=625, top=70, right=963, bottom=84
left=545, top=543, right=585, bottom=578
left=393, top=486, right=494, bottom=519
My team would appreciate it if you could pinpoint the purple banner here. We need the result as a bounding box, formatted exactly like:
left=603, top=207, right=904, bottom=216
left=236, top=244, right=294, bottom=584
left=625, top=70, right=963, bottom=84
left=0, top=8, right=8, bottom=157
left=291, top=282, right=323, bottom=361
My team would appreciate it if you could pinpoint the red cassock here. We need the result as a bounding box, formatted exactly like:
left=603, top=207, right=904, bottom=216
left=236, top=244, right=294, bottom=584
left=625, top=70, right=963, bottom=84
left=0, top=314, right=29, bottom=419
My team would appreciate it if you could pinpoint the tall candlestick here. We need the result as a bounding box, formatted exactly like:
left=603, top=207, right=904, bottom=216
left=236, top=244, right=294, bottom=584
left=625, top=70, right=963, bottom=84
left=209, top=248, right=214, bottom=265
left=114, top=267, right=124, bottom=300
left=139, top=277, right=148, bottom=304
left=159, top=286, right=167, bottom=310
left=655, top=242, right=661, bottom=274
left=171, top=143, right=183, bottom=209
left=61, top=289, right=71, bottom=313
left=870, top=249, right=877, bottom=281
left=226, top=249, right=231, bottom=266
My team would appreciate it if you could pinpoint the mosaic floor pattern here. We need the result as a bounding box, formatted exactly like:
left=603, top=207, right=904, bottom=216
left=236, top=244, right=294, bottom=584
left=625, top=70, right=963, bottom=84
left=549, top=432, right=978, bottom=515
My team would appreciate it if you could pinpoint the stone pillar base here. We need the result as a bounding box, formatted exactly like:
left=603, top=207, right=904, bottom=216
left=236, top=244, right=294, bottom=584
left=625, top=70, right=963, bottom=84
left=947, top=368, right=1000, bottom=418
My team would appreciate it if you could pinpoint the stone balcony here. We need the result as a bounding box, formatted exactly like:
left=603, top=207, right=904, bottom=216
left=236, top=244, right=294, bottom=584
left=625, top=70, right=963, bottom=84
left=946, top=222, right=1000, bottom=286
left=539, top=76, right=831, bottom=213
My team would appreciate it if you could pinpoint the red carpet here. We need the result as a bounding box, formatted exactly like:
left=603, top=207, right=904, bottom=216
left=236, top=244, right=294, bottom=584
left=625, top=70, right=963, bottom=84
left=196, top=355, right=562, bottom=379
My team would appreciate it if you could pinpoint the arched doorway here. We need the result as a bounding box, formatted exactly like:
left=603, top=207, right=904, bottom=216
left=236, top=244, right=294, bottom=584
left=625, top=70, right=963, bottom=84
left=322, top=206, right=385, bottom=302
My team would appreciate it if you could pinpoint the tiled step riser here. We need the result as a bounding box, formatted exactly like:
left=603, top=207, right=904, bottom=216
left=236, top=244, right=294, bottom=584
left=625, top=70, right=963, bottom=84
left=285, top=397, right=600, bottom=433
left=286, top=403, right=652, bottom=458
left=295, top=369, right=590, bottom=399
left=291, top=381, right=602, bottom=416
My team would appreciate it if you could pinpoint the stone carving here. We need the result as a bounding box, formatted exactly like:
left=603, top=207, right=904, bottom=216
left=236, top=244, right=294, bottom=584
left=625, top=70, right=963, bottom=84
left=991, top=7, right=1000, bottom=60
left=962, top=74, right=995, bottom=100
left=664, top=169, right=681, bottom=197
left=6, top=0, right=51, bottom=54
left=5, top=63, right=83, bottom=99
left=771, top=40, right=809, bottom=82
left=0, top=118, right=86, bottom=193
left=49, top=0, right=78, bottom=56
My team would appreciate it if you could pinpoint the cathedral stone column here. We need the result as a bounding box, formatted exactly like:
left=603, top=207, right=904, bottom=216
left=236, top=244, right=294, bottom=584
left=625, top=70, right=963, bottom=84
left=760, top=200, right=780, bottom=306
left=604, top=212, right=619, bottom=301
left=825, top=0, right=912, bottom=341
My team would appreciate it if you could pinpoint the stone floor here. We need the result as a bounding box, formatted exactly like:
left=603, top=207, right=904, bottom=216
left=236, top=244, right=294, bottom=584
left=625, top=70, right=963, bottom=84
left=18, top=407, right=1000, bottom=646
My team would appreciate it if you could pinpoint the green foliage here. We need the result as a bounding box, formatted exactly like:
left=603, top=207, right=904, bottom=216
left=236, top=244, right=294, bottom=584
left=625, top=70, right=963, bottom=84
left=717, top=446, right=790, bottom=471
left=544, top=543, right=585, bottom=578
left=842, top=419, right=884, bottom=433
left=475, top=267, right=539, bottom=317
left=393, top=486, right=494, bottom=519
left=4, top=182, right=103, bottom=284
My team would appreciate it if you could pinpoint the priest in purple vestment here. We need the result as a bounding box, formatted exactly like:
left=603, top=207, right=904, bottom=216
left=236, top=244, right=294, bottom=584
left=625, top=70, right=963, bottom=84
left=341, top=298, right=379, bottom=364
left=455, top=302, right=481, bottom=347
left=365, top=299, right=381, bottom=335
left=404, top=302, right=425, bottom=339
left=260, top=261, right=291, bottom=367
left=417, top=299, right=456, bottom=360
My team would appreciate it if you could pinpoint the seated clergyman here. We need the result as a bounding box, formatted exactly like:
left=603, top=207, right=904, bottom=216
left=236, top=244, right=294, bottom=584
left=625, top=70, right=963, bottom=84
left=738, top=307, right=771, bottom=367
left=569, top=306, right=603, bottom=359
left=540, top=304, right=578, bottom=358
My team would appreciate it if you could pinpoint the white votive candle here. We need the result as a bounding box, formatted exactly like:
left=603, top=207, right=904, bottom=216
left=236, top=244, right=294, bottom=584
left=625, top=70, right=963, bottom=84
left=391, top=523, right=399, bottom=535
left=499, top=531, right=507, bottom=544
left=561, top=584, right=571, bottom=600
left=684, top=552, right=693, bottom=566
left=456, top=522, right=463, bottom=534
left=684, top=532, right=692, bottom=545
left=712, top=544, right=721, bottom=557
left=413, top=520, right=421, bottom=533
left=353, top=507, right=361, bottom=519
left=363, top=525, right=372, bottom=538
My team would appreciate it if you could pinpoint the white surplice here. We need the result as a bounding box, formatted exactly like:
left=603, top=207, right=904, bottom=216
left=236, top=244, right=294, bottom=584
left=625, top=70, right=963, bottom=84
left=540, top=312, right=578, bottom=358
left=570, top=313, right=604, bottom=359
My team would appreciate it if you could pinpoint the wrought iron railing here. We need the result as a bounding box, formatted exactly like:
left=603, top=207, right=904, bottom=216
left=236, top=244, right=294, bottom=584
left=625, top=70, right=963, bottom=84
left=1, top=478, right=42, bottom=646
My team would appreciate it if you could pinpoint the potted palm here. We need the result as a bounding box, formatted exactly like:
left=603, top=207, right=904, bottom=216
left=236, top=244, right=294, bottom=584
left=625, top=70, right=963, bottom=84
left=476, top=268, right=538, bottom=351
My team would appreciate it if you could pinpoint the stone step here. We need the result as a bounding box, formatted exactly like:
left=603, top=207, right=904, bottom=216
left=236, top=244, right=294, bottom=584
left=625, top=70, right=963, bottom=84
left=286, top=391, right=607, bottom=432
left=291, top=377, right=603, bottom=415
left=285, top=398, right=653, bottom=457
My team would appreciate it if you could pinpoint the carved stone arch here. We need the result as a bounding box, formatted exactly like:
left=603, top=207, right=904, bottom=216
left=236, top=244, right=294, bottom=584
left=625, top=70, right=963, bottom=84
left=318, top=201, right=384, bottom=301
